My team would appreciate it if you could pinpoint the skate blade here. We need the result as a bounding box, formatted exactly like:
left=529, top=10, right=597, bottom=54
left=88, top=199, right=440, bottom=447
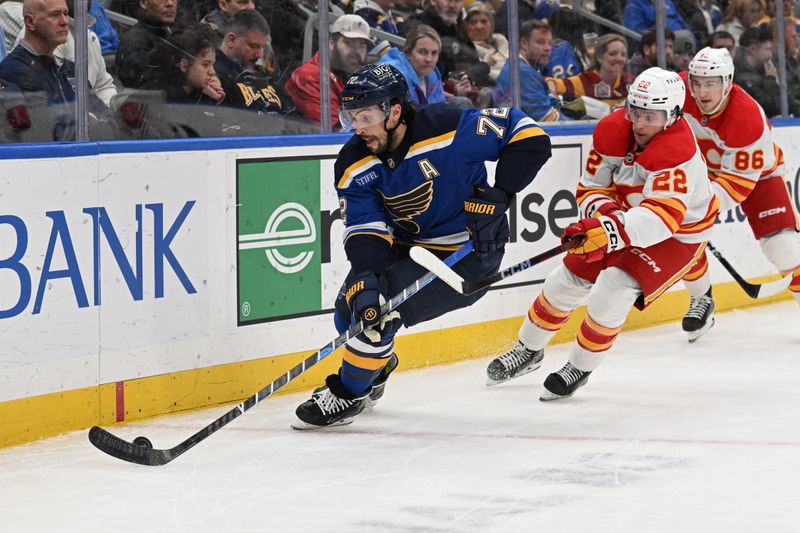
left=290, top=417, right=355, bottom=431
left=539, top=378, right=588, bottom=402
left=485, top=362, right=542, bottom=387
left=687, top=317, right=715, bottom=343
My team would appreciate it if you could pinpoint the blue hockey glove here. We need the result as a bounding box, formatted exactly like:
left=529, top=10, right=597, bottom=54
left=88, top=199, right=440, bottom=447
left=344, top=273, right=402, bottom=343
left=464, top=185, right=510, bottom=259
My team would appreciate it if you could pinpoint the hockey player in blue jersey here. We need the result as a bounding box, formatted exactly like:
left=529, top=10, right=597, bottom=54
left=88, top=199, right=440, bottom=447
left=293, top=63, right=553, bottom=429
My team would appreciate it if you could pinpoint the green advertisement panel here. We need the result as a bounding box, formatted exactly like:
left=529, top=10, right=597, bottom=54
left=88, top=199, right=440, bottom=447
left=237, top=158, right=322, bottom=325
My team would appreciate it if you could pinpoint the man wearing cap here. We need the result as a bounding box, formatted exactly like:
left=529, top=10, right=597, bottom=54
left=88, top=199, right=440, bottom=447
left=672, top=29, right=696, bottom=70
left=285, top=14, right=373, bottom=128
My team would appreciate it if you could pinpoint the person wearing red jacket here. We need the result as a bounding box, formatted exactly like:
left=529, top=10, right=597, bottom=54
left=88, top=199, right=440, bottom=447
left=284, top=14, right=372, bottom=128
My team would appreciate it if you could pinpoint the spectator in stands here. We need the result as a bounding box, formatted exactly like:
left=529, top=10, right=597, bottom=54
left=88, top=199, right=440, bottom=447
left=89, top=1, right=118, bottom=53
left=284, top=14, right=371, bottom=128
left=0, top=0, right=74, bottom=104
left=141, top=25, right=225, bottom=105
left=548, top=33, right=634, bottom=112
left=201, top=0, right=255, bottom=38
left=734, top=26, right=780, bottom=117
left=447, top=3, right=491, bottom=88
left=770, top=17, right=800, bottom=116
left=407, top=0, right=462, bottom=77
left=544, top=8, right=589, bottom=78
left=623, top=0, right=692, bottom=36
left=625, top=27, right=675, bottom=76
left=215, top=9, right=289, bottom=114
left=0, top=0, right=22, bottom=51
left=353, top=0, right=405, bottom=36
left=115, top=0, right=179, bottom=87
left=495, top=20, right=567, bottom=122
left=461, top=2, right=507, bottom=83
left=494, top=0, right=537, bottom=37
left=708, top=30, right=737, bottom=58
left=757, top=0, right=797, bottom=30
left=20, top=0, right=117, bottom=105
left=392, top=0, right=420, bottom=21
left=672, top=29, right=697, bottom=70
left=673, top=0, right=712, bottom=46
left=717, top=0, right=763, bottom=45
left=378, top=23, right=445, bottom=105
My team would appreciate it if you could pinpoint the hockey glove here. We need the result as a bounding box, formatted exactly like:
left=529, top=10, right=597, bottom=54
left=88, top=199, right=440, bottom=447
left=562, top=214, right=630, bottom=263
left=345, top=272, right=402, bottom=344
left=585, top=198, right=623, bottom=219
left=465, top=185, right=510, bottom=260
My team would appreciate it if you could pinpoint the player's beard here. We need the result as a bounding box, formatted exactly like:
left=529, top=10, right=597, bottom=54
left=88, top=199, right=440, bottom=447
left=362, top=130, right=389, bottom=154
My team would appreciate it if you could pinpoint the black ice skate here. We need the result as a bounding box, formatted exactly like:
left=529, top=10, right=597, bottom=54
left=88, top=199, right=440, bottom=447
left=540, top=362, right=591, bottom=401
left=486, top=343, right=544, bottom=386
left=292, top=374, right=368, bottom=430
left=365, top=353, right=399, bottom=409
left=682, top=288, right=715, bottom=343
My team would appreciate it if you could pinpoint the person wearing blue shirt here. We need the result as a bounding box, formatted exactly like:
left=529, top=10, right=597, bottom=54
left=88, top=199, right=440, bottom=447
left=378, top=25, right=446, bottom=106
left=495, top=19, right=568, bottom=122
left=89, top=1, right=119, bottom=53
left=623, top=0, right=693, bottom=37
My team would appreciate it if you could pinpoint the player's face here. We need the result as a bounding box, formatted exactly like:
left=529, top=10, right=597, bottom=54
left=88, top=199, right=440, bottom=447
left=346, top=104, right=402, bottom=153
left=627, top=104, right=667, bottom=146
left=691, top=75, right=725, bottom=114
left=181, top=48, right=217, bottom=92
left=230, top=29, right=267, bottom=69
left=599, top=39, right=627, bottom=76
left=408, top=37, right=440, bottom=78
left=465, top=13, right=491, bottom=43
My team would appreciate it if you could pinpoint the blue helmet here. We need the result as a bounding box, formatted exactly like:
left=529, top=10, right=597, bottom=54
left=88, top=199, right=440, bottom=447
left=339, top=63, right=408, bottom=112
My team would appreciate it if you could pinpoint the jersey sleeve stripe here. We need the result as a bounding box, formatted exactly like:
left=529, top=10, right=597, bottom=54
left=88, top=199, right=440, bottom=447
left=406, top=130, right=456, bottom=159
left=509, top=126, right=547, bottom=145
left=338, top=155, right=381, bottom=189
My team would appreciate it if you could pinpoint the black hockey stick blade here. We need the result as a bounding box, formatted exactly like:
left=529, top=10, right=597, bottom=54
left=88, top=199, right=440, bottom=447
left=707, top=242, right=791, bottom=299
left=411, top=240, right=577, bottom=295
left=88, top=243, right=474, bottom=466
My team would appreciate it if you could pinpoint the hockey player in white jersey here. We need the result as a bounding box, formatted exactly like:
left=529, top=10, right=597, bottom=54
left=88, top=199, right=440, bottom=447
left=679, top=47, right=800, bottom=341
left=486, top=67, right=719, bottom=400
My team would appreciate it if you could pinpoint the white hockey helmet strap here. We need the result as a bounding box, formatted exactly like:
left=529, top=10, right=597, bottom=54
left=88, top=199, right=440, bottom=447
left=626, top=67, right=685, bottom=129
left=688, top=46, right=735, bottom=113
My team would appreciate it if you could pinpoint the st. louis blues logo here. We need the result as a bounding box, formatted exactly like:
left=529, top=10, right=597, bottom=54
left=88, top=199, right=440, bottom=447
left=379, top=181, right=434, bottom=234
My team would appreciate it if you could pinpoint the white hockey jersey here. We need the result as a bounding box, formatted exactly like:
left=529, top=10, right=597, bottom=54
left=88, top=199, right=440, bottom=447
left=577, top=108, right=719, bottom=248
left=681, top=72, right=783, bottom=212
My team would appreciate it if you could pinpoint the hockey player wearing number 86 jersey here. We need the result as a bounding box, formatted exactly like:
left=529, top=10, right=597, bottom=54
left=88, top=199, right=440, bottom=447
left=486, top=67, right=719, bottom=400
left=679, top=47, right=800, bottom=342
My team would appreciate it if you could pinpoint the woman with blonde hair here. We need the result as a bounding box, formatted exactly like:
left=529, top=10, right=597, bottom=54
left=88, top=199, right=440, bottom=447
left=378, top=24, right=446, bottom=105
left=717, top=0, right=764, bottom=44
left=547, top=33, right=634, bottom=113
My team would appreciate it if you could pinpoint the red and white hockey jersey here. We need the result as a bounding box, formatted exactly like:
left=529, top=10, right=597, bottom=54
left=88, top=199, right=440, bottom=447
left=680, top=72, right=783, bottom=211
left=577, top=108, right=719, bottom=248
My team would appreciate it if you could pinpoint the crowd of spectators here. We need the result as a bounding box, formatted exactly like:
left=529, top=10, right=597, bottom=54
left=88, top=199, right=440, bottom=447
left=0, top=0, right=798, bottom=141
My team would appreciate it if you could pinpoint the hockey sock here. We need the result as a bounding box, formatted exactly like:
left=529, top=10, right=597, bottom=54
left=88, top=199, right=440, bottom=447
left=683, top=253, right=711, bottom=298
left=340, top=335, right=394, bottom=396
left=571, top=314, right=622, bottom=371
left=519, top=292, right=572, bottom=350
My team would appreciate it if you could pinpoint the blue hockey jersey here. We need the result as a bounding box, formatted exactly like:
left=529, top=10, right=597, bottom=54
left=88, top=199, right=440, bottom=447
left=334, top=104, right=552, bottom=273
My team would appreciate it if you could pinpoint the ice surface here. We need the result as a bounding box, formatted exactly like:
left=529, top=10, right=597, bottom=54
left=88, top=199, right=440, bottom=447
left=1, top=302, right=799, bottom=533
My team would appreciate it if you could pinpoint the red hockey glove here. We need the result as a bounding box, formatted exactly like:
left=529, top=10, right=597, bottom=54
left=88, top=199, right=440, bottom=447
left=587, top=199, right=623, bottom=219
left=562, top=214, right=630, bottom=263
left=6, top=105, right=30, bottom=132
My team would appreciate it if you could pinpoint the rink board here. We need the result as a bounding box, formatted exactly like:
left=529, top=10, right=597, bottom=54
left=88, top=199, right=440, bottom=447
left=1, top=123, right=798, bottom=448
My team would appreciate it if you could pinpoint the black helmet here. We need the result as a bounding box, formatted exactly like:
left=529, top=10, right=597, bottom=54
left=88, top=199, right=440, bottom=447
left=339, top=63, right=408, bottom=112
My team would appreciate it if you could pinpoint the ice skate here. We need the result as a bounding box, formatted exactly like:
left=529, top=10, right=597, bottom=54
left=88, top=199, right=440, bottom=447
left=292, top=375, right=368, bottom=430
left=486, top=343, right=544, bottom=386
left=682, top=288, right=715, bottom=343
left=540, top=362, right=591, bottom=401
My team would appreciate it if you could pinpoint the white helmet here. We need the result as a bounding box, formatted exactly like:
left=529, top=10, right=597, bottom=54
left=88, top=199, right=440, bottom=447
left=626, top=67, right=685, bottom=129
left=688, top=46, right=735, bottom=114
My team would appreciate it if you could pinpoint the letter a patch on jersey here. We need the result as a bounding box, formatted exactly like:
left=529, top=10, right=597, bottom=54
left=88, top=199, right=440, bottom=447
left=418, top=158, right=440, bottom=180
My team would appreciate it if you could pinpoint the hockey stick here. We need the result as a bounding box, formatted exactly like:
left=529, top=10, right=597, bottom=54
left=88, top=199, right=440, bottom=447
left=89, top=242, right=474, bottom=466
left=410, top=240, right=578, bottom=296
left=706, top=242, right=791, bottom=299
